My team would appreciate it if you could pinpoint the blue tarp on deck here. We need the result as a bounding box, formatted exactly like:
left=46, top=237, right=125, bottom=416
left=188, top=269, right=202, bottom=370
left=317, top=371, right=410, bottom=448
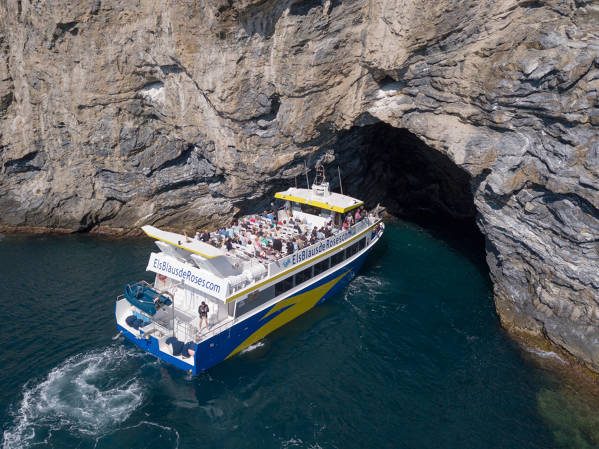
left=123, top=283, right=172, bottom=316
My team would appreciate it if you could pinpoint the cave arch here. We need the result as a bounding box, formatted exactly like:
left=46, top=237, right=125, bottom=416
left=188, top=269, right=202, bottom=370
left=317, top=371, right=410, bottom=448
left=329, top=121, right=484, bottom=257
left=334, top=122, right=475, bottom=221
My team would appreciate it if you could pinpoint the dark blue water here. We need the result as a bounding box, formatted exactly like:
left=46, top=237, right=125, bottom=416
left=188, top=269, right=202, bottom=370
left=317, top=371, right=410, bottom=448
left=0, top=224, right=595, bottom=449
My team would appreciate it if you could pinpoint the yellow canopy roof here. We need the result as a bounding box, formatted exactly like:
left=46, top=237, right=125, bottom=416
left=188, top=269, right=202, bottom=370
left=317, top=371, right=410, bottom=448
left=275, top=188, right=364, bottom=214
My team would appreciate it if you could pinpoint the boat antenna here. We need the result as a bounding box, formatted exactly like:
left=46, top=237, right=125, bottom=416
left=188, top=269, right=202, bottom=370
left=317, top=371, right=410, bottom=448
left=314, top=164, right=325, bottom=186
left=304, top=160, right=310, bottom=188
left=337, top=166, right=343, bottom=195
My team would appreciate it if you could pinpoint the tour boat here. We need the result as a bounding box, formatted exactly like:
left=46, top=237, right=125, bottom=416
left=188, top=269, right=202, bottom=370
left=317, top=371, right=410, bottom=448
left=115, top=172, right=385, bottom=374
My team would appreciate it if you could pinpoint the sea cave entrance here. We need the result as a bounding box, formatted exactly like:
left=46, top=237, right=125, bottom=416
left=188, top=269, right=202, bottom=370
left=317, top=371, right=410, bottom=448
left=332, top=121, right=484, bottom=258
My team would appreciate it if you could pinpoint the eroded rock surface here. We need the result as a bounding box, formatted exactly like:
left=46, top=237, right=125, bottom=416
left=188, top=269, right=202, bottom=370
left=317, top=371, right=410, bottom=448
left=0, top=0, right=598, bottom=370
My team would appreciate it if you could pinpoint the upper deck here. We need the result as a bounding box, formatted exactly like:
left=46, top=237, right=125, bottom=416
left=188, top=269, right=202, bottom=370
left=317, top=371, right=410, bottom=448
left=275, top=184, right=363, bottom=214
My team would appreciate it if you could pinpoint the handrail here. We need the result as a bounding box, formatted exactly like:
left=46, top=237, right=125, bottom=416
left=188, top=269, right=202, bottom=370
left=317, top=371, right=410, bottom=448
left=198, top=316, right=237, bottom=341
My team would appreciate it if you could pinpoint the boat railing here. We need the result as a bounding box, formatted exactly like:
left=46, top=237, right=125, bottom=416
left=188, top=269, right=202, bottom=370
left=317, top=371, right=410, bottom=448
left=267, top=215, right=374, bottom=277
left=197, top=315, right=238, bottom=342
left=175, top=318, right=196, bottom=342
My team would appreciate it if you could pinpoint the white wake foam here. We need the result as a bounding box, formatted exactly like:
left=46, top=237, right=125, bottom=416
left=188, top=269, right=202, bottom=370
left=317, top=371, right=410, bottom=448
left=2, top=345, right=146, bottom=449
left=241, top=341, right=266, bottom=354
left=343, top=275, right=390, bottom=312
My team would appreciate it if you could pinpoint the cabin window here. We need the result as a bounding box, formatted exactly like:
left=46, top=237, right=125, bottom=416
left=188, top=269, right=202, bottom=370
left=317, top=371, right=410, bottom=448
left=235, top=286, right=275, bottom=317
left=358, top=238, right=366, bottom=251
left=347, top=242, right=360, bottom=258
left=300, top=204, right=322, bottom=216
left=331, top=250, right=345, bottom=267
left=295, top=266, right=312, bottom=286
left=275, top=275, right=295, bottom=297
left=313, top=258, right=330, bottom=276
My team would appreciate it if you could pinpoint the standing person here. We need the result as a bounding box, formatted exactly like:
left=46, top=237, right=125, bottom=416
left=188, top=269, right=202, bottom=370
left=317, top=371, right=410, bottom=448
left=198, top=301, right=209, bottom=330
left=272, top=236, right=283, bottom=253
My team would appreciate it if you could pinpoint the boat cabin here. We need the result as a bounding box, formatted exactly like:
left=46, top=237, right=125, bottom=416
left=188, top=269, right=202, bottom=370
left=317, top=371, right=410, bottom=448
left=275, top=180, right=364, bottom=227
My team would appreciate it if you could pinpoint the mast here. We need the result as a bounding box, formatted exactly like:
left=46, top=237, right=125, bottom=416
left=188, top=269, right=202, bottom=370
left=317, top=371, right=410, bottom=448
left=314, top=164, right=325, bottom=186
left=303, top=160, right=310, bottom=188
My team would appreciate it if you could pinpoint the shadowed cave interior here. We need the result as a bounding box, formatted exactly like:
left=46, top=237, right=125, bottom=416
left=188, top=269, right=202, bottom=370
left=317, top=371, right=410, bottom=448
left=332, top=121, right=485, bottom=259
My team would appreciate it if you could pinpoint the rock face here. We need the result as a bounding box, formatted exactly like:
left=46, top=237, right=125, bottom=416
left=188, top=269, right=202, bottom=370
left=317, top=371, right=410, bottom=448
left=0, top=0, right=598, bottom=369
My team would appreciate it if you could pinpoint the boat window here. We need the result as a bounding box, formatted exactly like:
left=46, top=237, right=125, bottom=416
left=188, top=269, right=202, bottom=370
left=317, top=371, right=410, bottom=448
left=300, top=204, right=321, bottom=216
left=235, top=286, right=275, bottom=317
left=347, top=242, right=360, bottom=258
left=331, top=249, right=345, bottom=267
left=358, top=238, right=366, bottom=251
left=275, top=275, right=295, bottom=297
left=295, top=266, right=312, bottom=286
left=313, top=258, right=330, bottom=276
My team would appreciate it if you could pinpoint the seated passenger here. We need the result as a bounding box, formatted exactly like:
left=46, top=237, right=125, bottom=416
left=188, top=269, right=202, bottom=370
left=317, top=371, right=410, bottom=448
left=200, top=230, right=211, bottom=242
left=259, top=236, right=270, bottom=248
left=253, top=237, right=263, bottom=253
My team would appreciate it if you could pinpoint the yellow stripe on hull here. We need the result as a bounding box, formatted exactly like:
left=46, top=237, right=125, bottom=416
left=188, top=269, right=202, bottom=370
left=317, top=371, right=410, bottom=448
left=226, top=270, right=350, bottom=359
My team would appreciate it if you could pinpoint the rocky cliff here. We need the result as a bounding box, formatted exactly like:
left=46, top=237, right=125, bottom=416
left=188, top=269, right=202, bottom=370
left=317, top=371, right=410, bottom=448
left=0, top=0, right=598, bottom=371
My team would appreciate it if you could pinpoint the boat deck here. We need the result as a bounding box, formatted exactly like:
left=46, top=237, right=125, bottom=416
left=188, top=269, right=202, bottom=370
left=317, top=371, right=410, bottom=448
left=201, top=210, right=374, bottom=267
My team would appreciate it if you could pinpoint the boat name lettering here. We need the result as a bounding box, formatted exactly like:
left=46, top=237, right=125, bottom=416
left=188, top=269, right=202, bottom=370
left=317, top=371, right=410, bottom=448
left=289, top=231, right=351, bottom=267
left=146, top=252, right=227, bottom=300
left=152, top=259, right=221, bottom=293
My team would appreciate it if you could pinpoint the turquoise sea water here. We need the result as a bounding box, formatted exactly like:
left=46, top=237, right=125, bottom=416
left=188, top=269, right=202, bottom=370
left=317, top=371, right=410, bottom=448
left=0, top=223, right=596, bottom=448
